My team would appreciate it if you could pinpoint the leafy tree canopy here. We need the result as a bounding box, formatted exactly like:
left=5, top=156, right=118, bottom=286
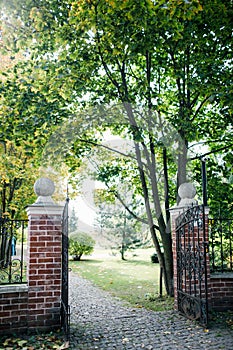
left=0, top=0, right=232, bottom=294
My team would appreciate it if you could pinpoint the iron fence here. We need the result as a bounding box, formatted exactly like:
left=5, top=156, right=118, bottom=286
left=61, top=198, right=70, bottom=341
left=208, top=218, right=233, bottom=273
left=176, top=205, right=208, bottom=326
left=0, top=217, right=28, bottom=284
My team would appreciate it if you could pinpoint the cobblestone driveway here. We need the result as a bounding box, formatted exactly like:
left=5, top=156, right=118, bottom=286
left=69, top=273, right=233, bottom=350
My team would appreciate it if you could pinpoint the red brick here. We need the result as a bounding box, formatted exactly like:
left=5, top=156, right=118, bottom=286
left=42, top=258, right=55, bottom=263
left=31, top=219, right=47, bottom=224
left=9, top=303, right=22, bottom=309
left=54, top=248, right=61, bottom=253
left=47, top=253, right=60, bottom=258
left=37, top=269, right=53, bottom=275
left=0, top=311, right=10, bottom=317
left=39, top=236, right=53, bottom=242
left=28, top=304, right=45, bottom=311
left=30, top=247, right=39, bottom=253
left=6, top=316, right=19, bottom=323
left=29, top=225, right=39, bottom=230
left=39, top=225, right=55, bottom=231
left=38, top=246, right=52, bottom=252
left=37, top=291, right=53, bottom=297
left=53, top=291, right=60, bottom=297
left=37, top=280, right=53, bottom=286
left=0, top=299, right=11, bottom=305
left=28, top=280, right=37, bottom=287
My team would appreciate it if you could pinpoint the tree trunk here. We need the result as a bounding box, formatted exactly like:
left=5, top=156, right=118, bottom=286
left=123, top=102, right=174, bottom=296
left=134, top=135, right=172, bottom=295
left=120, top=243, right=126, bottom=260
left=177, top=135, right=188, bottom=202
left=74, top=255, right=82, bottom=261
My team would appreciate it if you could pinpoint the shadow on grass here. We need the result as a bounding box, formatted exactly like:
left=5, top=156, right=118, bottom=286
left=69, top=259, right=103, bottom=264
left=70, top=257, right=156, bottom=265
left=123, top=259, right=157, bottom=266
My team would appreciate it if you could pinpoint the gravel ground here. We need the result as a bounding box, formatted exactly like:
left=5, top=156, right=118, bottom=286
left=69, top=273, right=233, bottom=350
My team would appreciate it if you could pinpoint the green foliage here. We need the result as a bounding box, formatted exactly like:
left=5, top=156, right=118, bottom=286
left=1, top=0, right=232, bottom=295
left=98, top=210, right=147, bottom=260
left=0, top=140, right=38, bottom=218
left=0, top=50, right=71, bottom=216
left=93, top=171, right=149, bottom=260
left=69, top=232, right=95, bottom=261
left=190, top=154, right=233, bottom=218
left=94, top=188, right=116, bottom=206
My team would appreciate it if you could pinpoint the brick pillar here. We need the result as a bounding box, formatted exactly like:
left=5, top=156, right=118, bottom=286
left=26, top=178, right=63, bottom=332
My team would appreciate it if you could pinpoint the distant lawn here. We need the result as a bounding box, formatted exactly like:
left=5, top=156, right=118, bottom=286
left=69, top=248, right=174, bottom=312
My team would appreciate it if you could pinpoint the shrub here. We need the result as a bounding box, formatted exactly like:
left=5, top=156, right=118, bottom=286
left=151, top=253, right=159, bottom=263
left=69, top=232, right=95, bottom=261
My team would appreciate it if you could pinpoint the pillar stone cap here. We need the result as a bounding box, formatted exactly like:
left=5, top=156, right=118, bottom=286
left=178, top=182, right=198, bottom=207
left=26, top=204, right=63, bottom=216
left=33, top=177, right=55, bottom=205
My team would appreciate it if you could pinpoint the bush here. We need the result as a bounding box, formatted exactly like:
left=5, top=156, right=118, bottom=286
left=69, top=232, right=95, bottom=261
left=151, top=253, right=159, bottom=263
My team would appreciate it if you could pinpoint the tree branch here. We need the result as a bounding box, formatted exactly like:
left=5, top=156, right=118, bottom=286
left=189, top=142, right=233, bottom=161
left=112, top=190, right=159, bottom=231
left=191, top=95, right=211, bottom=121
left=77, top=137, right=146, bottom=165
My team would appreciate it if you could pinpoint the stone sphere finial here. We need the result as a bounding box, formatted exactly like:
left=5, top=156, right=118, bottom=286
left=34, top=177, right=55, bottom=205
left=178, top=182, right=197, bottom=207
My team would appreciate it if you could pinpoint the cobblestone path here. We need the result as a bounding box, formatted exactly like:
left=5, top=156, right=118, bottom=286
left=69, top=273, right=233, bottom=350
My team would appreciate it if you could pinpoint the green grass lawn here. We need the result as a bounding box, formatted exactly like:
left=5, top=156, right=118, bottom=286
left=69, top=247, right=174, bottom=312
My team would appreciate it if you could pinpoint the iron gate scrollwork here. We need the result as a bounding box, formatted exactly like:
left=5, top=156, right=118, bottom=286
left=176, top=205, right=209, bottom=326
left=61, top=198, right=70, bottom=340
left=0, top=217, right=27, bottom=284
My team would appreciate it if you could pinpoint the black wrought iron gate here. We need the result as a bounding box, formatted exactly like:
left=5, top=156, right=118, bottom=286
left=176, top=205, right=209, bottom=326
left=61, top=198, right=70, bottom=340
